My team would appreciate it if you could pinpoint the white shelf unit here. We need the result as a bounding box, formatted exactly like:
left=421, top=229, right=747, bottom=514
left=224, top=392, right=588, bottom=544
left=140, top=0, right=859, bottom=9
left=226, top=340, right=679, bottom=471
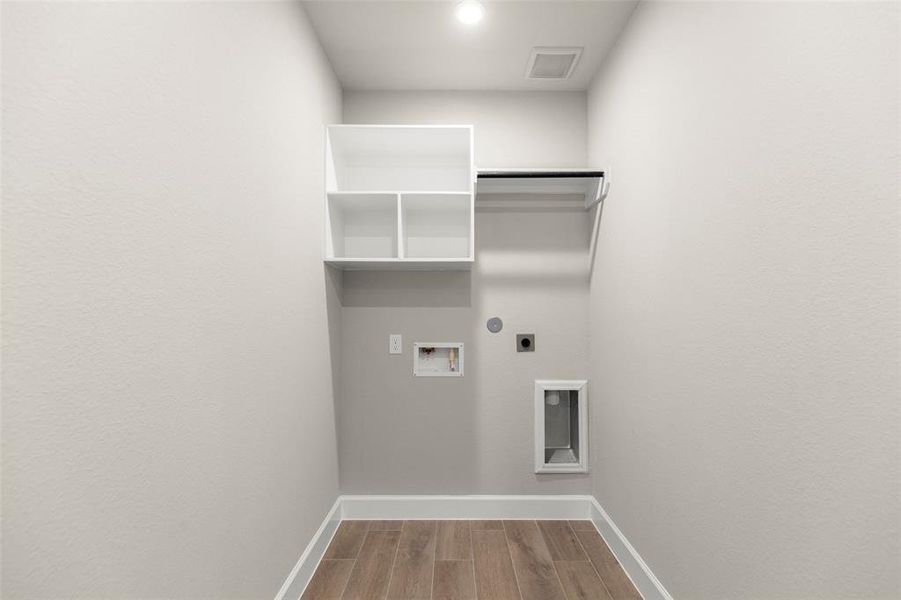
left=324, top=125, right=474, bottom=270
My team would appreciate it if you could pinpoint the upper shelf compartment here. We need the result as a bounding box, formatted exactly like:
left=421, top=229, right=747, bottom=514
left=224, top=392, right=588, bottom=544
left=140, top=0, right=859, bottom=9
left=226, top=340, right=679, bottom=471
left=324, top=125, right=474, bottom=271
left=327, top=125, right=474, bottom=193
left=476, top=168, right=607, bottom=209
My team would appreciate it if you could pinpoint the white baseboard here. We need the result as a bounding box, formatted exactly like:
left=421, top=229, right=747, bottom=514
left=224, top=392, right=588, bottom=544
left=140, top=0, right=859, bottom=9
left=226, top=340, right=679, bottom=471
left=274, top=497, right=341, bottom=600
left=276, top=494, right=670, bottom=600
left=339, top=494, right=593, bottom=520
left=589, top=497, right=674, bottom=600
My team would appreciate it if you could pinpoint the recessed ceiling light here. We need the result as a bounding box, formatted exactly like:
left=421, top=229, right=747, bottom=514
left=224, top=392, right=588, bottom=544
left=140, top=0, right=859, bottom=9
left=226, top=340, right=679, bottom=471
left=455, top=0, right=484, bottom=25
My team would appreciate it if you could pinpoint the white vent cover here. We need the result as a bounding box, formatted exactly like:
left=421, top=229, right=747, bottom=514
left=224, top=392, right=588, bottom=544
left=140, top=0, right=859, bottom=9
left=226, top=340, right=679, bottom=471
left=525, top=47, right=582, bottom=80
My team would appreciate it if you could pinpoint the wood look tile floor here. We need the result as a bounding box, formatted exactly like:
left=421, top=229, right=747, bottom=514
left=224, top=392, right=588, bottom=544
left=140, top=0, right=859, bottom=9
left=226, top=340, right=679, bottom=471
left=301, top=520, right=641, bottom=600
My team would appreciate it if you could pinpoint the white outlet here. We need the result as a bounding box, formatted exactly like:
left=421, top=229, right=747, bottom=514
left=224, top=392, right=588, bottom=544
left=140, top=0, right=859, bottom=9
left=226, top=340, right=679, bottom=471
left=389, top=334, right=402, bottom=354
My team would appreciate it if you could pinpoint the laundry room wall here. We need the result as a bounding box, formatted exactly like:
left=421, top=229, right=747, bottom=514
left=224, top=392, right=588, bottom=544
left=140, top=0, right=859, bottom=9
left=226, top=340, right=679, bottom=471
left=337, top=91, right=593, bottom=494
left=585, top=1, right=900, bottom=598
left=1, top=3, right=343, bottom=597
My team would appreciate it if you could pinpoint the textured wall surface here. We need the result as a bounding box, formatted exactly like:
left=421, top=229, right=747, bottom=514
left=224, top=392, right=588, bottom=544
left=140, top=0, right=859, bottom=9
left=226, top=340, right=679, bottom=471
left=339, top=92, right=591, bottom=494
left=1, top=2, right=342, bottom=597
left=586, top=2, right=900, bottom=598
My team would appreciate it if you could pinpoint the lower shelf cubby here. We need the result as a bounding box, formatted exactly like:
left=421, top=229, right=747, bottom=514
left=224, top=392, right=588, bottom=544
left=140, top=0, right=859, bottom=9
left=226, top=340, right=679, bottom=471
left=402, top=193, right=472, bottom=260
left=326, top=192, right=399, bottom=259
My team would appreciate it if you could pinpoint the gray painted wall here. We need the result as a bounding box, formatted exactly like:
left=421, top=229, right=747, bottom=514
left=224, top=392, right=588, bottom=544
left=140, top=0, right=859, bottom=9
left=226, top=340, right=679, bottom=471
left=1, top=3, right=342, bottom=597
left=586, top=2, right=900, bottom=598
left=339, top=92, right=592, bottom=494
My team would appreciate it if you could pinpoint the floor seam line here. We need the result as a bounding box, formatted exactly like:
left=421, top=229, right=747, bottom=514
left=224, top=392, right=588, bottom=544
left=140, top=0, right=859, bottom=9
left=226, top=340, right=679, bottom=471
left=334, top=557, right=355, bottom=600
left=538, top=522, right=571, bottom=600
left=467, top=521, right=476, bottom=600
left=430, top=521, right=439, bottom=600
left=549, top=554, right=571, bottom=600
left=570, top=524, right=615, bottom=600
left=501, top=521, right=526, bottom=600
left=469, top=532, right=479, bottom=600
left=382, top=522, right=403, bottom=600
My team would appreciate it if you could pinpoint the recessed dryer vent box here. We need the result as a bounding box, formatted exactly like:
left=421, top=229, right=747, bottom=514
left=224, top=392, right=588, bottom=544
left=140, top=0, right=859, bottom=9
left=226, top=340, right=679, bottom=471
left=535, top=380, right=588, bottom=473
left=413, top=343, right=464, bottom=377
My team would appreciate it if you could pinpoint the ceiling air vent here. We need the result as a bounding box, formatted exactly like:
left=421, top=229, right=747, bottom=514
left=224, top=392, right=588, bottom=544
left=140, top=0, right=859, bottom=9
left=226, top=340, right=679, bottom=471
left=525, top=47, right=583, bottom=80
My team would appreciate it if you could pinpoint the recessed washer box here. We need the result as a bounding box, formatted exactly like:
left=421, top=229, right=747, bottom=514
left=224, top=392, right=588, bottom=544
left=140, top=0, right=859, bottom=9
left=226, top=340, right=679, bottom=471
left=413, top=343, right=464, bottom=377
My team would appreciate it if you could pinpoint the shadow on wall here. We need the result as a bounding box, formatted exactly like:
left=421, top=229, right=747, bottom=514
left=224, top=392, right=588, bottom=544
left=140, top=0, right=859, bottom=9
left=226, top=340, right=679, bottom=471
left=324, top=265, right=344, bottom=442
left=339, top=204, right=595, bottom=309
left=342, top=271, right=472, bottom=308
left=339, top=203, right=595, bottom=309
left=478, top=205, right=592, bottom=290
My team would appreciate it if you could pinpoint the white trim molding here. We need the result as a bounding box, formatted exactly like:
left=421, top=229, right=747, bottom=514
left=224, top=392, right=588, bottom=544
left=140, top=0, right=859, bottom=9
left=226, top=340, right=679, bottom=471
left=589, top=496, right=674, bottom=600
left=340, top=494, right=592, bottom=520
left=274, top=497, right=341, bottom=600
left=276, top=494, right=671, bottom=600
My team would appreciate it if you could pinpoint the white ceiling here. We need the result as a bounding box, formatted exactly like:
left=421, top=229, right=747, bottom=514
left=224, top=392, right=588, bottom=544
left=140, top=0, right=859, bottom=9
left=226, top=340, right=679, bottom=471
left=302, top=1, right=638, bottom=91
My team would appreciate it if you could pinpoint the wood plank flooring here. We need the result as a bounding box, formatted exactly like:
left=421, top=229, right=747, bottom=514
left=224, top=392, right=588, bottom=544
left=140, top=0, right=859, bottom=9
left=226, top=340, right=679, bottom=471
left=301, top=520, right=640, bottom=600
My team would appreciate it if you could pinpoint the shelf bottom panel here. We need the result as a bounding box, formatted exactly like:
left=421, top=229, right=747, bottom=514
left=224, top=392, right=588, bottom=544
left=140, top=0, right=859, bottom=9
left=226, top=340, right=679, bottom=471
left=325, top=258, right=473, bottom=271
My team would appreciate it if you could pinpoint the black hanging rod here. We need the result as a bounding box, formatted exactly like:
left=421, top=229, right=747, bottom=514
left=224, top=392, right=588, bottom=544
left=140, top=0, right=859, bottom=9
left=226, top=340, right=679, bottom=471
left=477, top=170, right=605, bottom=179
